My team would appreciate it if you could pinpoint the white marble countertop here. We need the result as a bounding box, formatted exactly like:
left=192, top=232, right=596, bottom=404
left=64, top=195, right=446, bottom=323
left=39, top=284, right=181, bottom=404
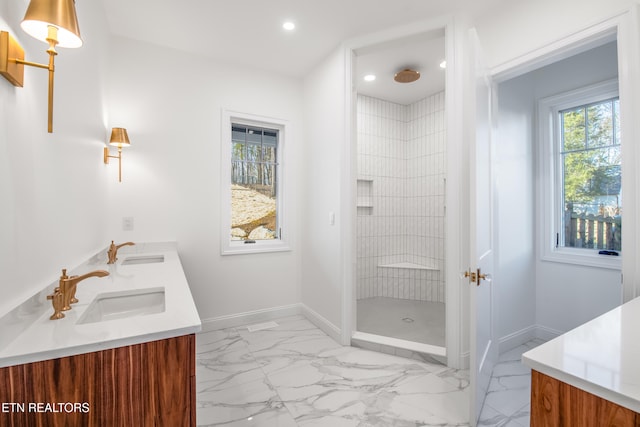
left=0, top=242, right=201, bottom=368
left=522, top=296, right=640, bottom=413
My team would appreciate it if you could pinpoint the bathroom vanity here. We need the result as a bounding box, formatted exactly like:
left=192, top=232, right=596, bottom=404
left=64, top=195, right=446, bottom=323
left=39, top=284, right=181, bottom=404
left=0, top=243, right=201, bottom=426
left=523, top=296, right=640, bottom=426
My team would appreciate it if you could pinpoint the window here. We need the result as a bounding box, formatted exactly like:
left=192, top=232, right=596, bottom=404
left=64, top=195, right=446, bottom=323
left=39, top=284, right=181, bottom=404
left=231, top=125, right=278, bottom=241
left=221, top=110, right=291, bottom=255
left=559, top=98, right=621, bottom=250
left=538, top=79, right=621, bottom=268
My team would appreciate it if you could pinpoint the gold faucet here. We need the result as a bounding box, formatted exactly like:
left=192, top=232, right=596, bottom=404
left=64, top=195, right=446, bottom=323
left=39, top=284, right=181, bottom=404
left=47, top=268, right=110, bottom=319
left=107, top=240, right=135, bottom=264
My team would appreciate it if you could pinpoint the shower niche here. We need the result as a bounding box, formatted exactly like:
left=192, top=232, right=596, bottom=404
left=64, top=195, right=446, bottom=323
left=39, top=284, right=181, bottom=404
left=356, top=178, right=374, bottom=215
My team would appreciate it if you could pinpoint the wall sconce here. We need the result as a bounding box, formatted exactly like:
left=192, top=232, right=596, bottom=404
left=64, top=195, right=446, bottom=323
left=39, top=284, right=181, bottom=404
left=0, top=0, right=83, bottom=133
left=103, top=128, right=131, bottom=183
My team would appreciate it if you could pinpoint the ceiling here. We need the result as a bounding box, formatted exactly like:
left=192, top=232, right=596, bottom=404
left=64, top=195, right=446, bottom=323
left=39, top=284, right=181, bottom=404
left=99, top=0, right=503, bottom=101
left=355, top=30, right=446, bottom=105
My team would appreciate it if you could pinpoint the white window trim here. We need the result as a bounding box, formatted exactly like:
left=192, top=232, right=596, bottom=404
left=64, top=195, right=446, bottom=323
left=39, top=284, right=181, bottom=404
left=537, top=79, right=621, bottom=269
left=220, top=109, right=292, bottom=255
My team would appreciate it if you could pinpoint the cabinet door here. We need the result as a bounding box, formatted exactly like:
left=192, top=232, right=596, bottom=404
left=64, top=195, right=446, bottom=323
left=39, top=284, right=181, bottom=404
left=144, top=336, right=195, bottom=426
left=0, top=359, right=28, bottom=426
left=98, top=344, right=147, bottom=425
left=0, top=353, right=93, bottom=427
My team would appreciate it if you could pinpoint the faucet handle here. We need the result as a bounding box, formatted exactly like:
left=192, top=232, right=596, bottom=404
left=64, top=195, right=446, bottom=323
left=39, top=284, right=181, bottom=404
left=46, top=287, right=61, bottom=300
left=47, top=287, right=65, bottom=320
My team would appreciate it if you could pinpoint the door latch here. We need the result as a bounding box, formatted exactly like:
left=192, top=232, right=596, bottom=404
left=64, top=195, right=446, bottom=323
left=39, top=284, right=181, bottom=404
left=464, top=268, right=488, bottom=286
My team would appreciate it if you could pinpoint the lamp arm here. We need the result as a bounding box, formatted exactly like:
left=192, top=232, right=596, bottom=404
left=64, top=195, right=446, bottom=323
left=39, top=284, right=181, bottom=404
left=13, top=58, right=49, bottom=69
left=11, top=26, right=58, bottom=133
left=47, top=49, right=55, bottom=133
left=14, top=52, right=56, bottom=133
left=12, top=54, right=56, bottom=134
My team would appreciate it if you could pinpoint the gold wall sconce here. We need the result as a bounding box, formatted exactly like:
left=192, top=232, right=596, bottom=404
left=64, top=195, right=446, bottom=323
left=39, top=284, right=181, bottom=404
left=103, top=128, right=131, bottom=182
left=0, top=0, right=83, bottom=133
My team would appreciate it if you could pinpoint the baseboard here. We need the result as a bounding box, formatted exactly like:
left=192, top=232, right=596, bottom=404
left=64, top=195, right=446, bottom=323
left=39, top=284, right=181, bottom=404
left=499, top=324, right=562, bottom=354
left=200, top=303, right=302, bottom=332
left=534, top=324, right=563, bottom=342
left=498, top=325, right=538, bottom=354
left=198, top=303, right=343, bottom=344
left=300, top=303, right=342, bottom=343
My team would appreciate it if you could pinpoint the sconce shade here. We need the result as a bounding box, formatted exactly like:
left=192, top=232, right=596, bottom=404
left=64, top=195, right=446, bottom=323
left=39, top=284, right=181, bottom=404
left=21, top=0, right=82, bottom=48
left=109, top=128, right=131, bottom=148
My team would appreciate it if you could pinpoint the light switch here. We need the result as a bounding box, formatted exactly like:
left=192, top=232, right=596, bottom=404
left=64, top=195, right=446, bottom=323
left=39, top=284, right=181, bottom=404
left=329, top=212, right=335, bottom=226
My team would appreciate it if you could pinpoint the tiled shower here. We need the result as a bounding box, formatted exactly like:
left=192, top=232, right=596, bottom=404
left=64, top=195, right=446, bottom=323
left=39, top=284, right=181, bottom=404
left=356, top=92, right=447, bottom=346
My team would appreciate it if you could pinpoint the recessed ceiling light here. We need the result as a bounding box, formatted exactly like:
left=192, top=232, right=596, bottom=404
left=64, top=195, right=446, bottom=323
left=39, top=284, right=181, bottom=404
left=364, top=74, right=376, bottom=82
left=439, top=60, right=447, bottom=69
left=283, top=22, right=295, bottom=31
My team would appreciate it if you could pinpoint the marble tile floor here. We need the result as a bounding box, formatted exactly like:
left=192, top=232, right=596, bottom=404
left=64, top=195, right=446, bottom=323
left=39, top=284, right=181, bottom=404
left=196, top=315, right=470, bottom=426
left=477, top=339, right=547, bottom=427
left=357, top=297, right=446, bottom=347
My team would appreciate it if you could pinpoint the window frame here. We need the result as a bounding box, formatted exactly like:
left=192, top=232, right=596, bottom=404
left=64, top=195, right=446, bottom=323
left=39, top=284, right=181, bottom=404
left=537, top=79, right=621, bottom=269
left=220, top=110, right=292, bottom=255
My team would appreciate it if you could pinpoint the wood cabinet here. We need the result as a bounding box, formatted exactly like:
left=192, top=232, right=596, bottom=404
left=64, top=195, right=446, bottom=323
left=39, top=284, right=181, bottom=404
left=0, top=334, right=195, bottom=427
left=531, top=370, right=640, bottom=427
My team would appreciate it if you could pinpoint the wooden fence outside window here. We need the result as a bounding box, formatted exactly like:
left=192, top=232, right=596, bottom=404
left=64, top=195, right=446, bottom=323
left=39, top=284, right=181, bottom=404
left=564, top=206, right=621, bottom=251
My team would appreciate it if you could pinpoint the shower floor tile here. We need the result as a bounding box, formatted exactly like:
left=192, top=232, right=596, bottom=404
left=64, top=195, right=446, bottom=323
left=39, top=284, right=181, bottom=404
left=357, top=297, right=445, bottom=346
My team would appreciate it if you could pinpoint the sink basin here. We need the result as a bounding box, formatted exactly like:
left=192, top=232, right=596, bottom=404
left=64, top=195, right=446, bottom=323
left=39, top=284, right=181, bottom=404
left=77, top=287, right=165, bottom=324
left=121, top=255, right=165, bottom=265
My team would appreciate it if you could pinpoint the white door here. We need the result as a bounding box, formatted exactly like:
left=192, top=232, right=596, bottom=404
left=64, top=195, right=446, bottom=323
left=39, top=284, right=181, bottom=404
left=468, top=28, right=497, bottom=425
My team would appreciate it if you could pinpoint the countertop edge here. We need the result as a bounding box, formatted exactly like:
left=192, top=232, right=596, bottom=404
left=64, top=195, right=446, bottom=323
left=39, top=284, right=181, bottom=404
left=522, top=355, right=640, bottom=414
left=521, top=296, right=640, bottom=415
left=0, top=324, right=202, bottom=368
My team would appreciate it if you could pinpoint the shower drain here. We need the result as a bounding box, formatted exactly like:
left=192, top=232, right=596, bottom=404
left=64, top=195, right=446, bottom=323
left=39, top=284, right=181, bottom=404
left=401, top=317, right=414, bottom=323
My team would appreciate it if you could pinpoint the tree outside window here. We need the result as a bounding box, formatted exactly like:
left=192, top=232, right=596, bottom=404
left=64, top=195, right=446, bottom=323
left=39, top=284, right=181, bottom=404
left=560, top=98, right=621, bottom=251
left=230, top=125, right=278, bottom=241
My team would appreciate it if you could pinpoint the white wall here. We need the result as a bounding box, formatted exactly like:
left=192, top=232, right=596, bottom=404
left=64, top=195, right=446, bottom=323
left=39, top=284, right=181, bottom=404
left=106, top=36, right=304, bottom=323
left=0, top=1, right=111, bottom=316
left=495, top=41, right=622, bottom=343
left=475, top=0, right=634, bottom=72
left=532, top=42, right=623, bottom=334
left=494, top=72, right=537, bottom=349
left=301, top=48, right=346, bottom=333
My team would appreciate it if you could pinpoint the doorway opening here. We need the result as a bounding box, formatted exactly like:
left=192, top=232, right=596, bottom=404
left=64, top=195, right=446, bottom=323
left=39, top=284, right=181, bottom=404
left=474, top=24, right=627, bottom=427
left=350, top=27, right=450, bottom=361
